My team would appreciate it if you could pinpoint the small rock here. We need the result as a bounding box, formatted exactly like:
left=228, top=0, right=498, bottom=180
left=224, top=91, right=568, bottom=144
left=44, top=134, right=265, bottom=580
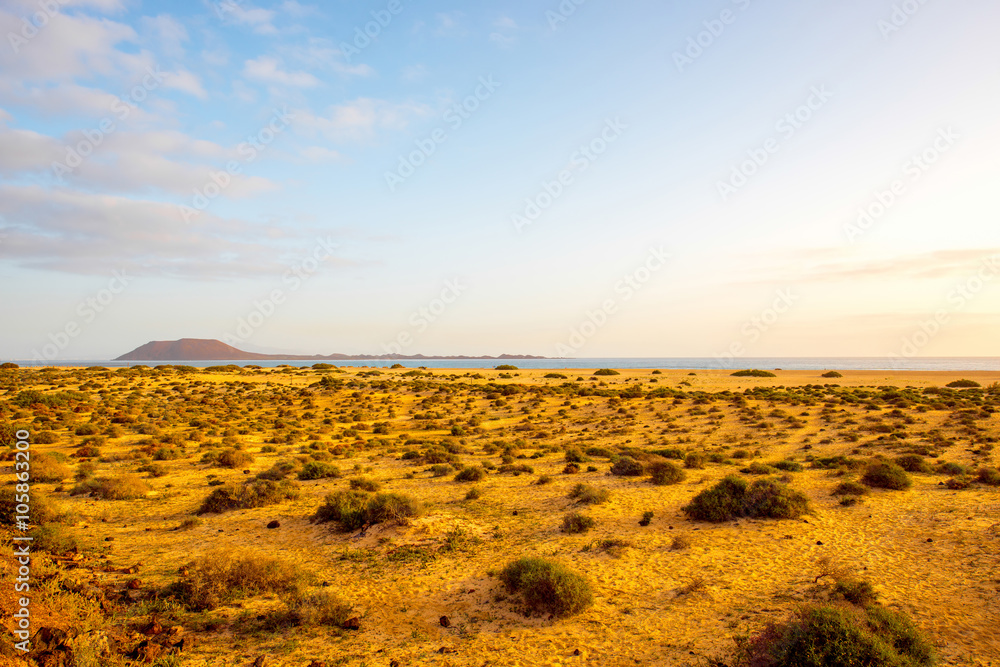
left=512, top=510, right=518, bottom=515
left=668, top=525, right=673, bottom=530
left=243, top=469, right=251, bottom=474
left=816, top=541, right=824, bottom=546
left=926, top=538, right=933, bottom=543
left=439, top=616, right=451, bottom=628
left=437, top=647, right=454, bottom=654
left=104, top=537, right=114, bottom=542
left=126, top=578, right=143, bottom=590
left=342, top=617, right=360, bottom=630
left=573, top=648, right=581, bottom=656
left=267, top=520, right=280, bottom=529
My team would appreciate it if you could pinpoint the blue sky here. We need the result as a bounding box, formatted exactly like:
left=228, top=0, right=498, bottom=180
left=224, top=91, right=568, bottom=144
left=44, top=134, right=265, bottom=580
left=0, top=0, right=998, bottom=360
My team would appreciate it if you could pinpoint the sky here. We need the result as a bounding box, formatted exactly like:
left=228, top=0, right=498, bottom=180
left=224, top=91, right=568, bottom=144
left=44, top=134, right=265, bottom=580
left=0, top=0, right=998, bottom=361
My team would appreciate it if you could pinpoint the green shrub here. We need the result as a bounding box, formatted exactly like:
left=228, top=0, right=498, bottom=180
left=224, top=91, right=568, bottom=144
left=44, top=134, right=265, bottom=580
left=562, top=511, right=595, bottom=534
left=499, top=557, right=593, bottom=617
left=861, top=462, right=912, bottom=490
left=297, top=461, right=340, bottom=480
left=945, top=475, right=971, bottom=490
left=743, top=462, right=777, bottom=475
left=495, top=364, right=518, bottom=371
left=170, top=548, right=308, bottom=611
left=137, top=462, right=167, bottom=477
left=365, top=492, right=422, bottom=525
left=610, top=456, right=644, bottom=476
left=834, top=579, right=878, bottom=606
left=733, top=603, right=934, bottom=667
left=0, top=487, right=56, bottom=526
left=945, top=379, right=980, bottom=388
left=349, top=477, right=381, bottom=491
left=197, top=479, right=299, bottom=514
left=936, top=461, right=967, bottom=476
left=31, top=453, right=71, bottom=483
left=465, top=486, right=482, bottom=500
left=975, top=467, right=1000, bottom=486
left=217, top=448, right=253, bottom=468
left=34, top=431, right=60, bottom=444
left=312, top=490, right=370, bottom=530
left=648, top=461, right=685, bottom=485
left=731, top=369, right=776, bottom=377
left=772, top=460, right=804, bottom=472
left=454, top=466, right=485, bottom=483
left=29, top=524, right=79, bottom=554
left=682, top=476, right=810, bottom=522
left=822, top=371, right=843, bottom=378
left=639, top=510, right=654, bottom=526
left=831, top=481, right=869, bottom=496
left=429, top=463, right=453, bottom=477
left=684, top=452, right=706, bottom=469
left=894, top=455, right=932, bottom=473
left=564, top=448, right=588, bottom=463
left=593, top=369, right=620, bottom=376
left=568, top=483, right=609, bottom=504
left=71, top=474, right=149, bottom=500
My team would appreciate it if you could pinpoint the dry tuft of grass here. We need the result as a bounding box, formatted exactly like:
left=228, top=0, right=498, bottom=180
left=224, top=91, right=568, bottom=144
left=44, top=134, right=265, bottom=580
left=169, top=548, right=310, bottom=611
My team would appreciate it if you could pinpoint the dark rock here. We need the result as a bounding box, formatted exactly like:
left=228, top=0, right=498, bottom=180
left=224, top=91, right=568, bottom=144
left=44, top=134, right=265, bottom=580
left=104, top=537, right=114, bottom=541
left=267, top=520, right=280, bottom=529
left=512, top=510, right=518, bottom=515
left=439, top=615, right=451, bottom=628
left=342, top=617, right=361, bottom=630
left=926, top=538, right=933, bottom=543
left=438, top=647, right=454, bottom=654
left=573, top=648, right=581, bottom=656
left=816, top=540, right=824, bottom=545
left=126, top=578, right=143, bottom=589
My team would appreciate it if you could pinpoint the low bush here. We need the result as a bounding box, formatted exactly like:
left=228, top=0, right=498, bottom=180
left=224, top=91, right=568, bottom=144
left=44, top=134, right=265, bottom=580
left=945, top=379, right=980, bottom=388
left=349, top=477, right=381, bottom=492
left=562, top=511, right=595, bottom=534
left=648, top=461, right=685, bottom=485
left=682, top=476, right=810, bottom=522
left=894, top=455, right=933, bottom=473
left=639, top=510, right=654, bottom=526
left=568, top=483, right=609, bottom=504
left=861, top=462, right=912, bottom=490
left=821, top=371, right=843, bottom=378
left=593, top=369, right=620, bottom=376
left=465, top=486, right=482, bottom=500
left=831, top=481, right=869, bottom=496
left=197, top=479, right=299, bottom=514
left=610, top=456, right=644, bottom=476
left=217, top=448, right=253, bottom=469
left=742, top=462, right=777, bottom=475
left=771, top=460, right=804, bottom=472
left=429, top=463, right=453, bottom=477
left=169, top=548, right=308, bottom=611
left=499, top=557, right=593, bottom=617
left=31, top=453, right=71, bottom=483
left=71, top=474, right=149, bottom=500
left=945, top=475, right=971, bottom=490
left=0, top=487, right=56, bottom=526
left=936, top=461, right=967, bottom=476
left=313, top=491, right=422, bottom=531
left=29, top=524, right=79, bottom=553
left=454, top=466, right=486, bottom=483
left=297, top=461, right=340, bottom=480
left=684, top=452, right=706, bottom=469
left=731, top=369, right=776, bottom=377
left=975, top=467, right=1000, bottom=486
left=733, top=603, right=933, bottom=667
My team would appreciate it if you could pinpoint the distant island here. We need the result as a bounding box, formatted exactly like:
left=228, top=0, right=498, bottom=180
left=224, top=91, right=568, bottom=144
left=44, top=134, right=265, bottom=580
left=115, top=339, right=548, bottom=362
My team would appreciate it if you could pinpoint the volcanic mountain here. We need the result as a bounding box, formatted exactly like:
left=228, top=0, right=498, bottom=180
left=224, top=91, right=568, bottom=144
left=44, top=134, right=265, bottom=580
left=115, top=339, right=546, bottom=361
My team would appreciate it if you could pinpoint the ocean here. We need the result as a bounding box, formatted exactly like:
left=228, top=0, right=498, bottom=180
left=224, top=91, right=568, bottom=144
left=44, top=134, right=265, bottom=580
left=11, top=357, right=1000, bottom=371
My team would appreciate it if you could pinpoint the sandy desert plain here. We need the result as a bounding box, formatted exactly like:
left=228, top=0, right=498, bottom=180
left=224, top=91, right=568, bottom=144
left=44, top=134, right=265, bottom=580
left=1, top=364, right=999, bottom=667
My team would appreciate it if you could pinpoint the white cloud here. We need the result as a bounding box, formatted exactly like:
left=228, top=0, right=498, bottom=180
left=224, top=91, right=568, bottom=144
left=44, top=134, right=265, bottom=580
left=243, top=55, right=319, bottom=88
left=300, top=146, right=343, bottom=162
left=141, top=14, right=188, bottom=58
left=163, top=69, right=207, bottom=99
left=401, top=64, right=427, bottom=83
left=295, top=98, right=432, bottom=143
left=217, top=1, right=277, bottom=35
